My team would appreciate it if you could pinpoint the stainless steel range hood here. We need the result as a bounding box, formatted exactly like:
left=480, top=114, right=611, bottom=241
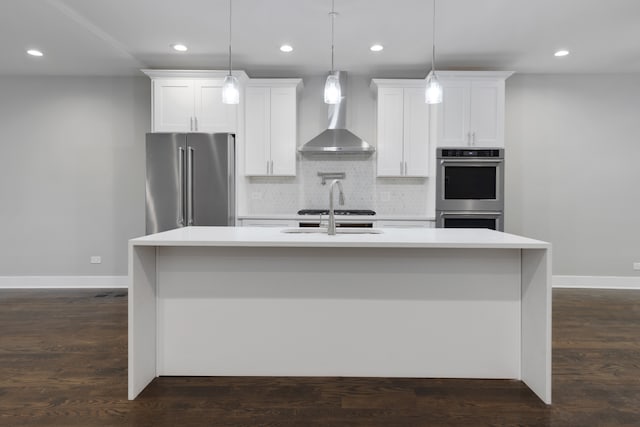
left=299, top=72, right=374, bottom=155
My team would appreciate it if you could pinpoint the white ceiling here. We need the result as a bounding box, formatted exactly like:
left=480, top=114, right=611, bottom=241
left=2, top=0, right=640, bottom=77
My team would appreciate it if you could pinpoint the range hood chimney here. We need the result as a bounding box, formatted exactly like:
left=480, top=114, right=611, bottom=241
left=299, top=71, right=374, bottom=155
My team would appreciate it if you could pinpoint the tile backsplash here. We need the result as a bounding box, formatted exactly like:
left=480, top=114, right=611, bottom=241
left=302, top=155, right=376, bottom=210
left=244, top=155, right=429, bottom=215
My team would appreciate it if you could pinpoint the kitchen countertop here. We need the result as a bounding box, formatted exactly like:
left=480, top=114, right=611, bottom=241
left=238, top=214, right=437, bottom=221
left=130, top=226, right=549, bottom=249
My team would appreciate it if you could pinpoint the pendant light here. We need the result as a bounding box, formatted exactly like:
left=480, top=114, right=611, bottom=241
left=324, top=0, right=341, bottom=104
left=222, top=0, right=239, bottom=104
left=425, top=0, right=443, bottom=104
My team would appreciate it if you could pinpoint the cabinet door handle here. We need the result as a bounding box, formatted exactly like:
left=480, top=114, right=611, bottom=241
left=400, top=161, right=403, bottom=176
left=194, top=117, right=198, bottom=131
left=266, top=160, right=270, bottom=175
left=404, top=161, right=408, bottom=176
left=270, top=160, right=274, bottom=175
left=189, top=117, right=193, bottom=131
left=467, top=131, right=471, bottom=145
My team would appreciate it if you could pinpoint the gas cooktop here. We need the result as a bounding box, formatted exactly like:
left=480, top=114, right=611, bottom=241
left=297, top=209, right=376, bottom=216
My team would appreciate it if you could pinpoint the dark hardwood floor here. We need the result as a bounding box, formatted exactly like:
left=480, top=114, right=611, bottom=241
left=1, top=288, right=639, bottom=426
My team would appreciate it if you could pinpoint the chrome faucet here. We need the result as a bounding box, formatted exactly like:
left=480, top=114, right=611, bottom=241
left=328, top=179, right=345, bottom=235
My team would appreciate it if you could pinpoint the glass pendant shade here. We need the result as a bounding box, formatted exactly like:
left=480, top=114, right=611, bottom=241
left=222, top=74, right=240, bottom=105
left=425, top=72, right=443, bottom=104
left=324, top=74, right=341, bottom=104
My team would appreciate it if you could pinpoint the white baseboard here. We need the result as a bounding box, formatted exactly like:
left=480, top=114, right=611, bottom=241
left=553, top=275, right=640, bottom=290
left=0, top=276, right=128, bottom=289
left=1, top=275, right=638, bottom=291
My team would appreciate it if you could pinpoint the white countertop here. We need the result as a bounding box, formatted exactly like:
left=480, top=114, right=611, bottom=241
left=238, top=214, right=436, bottom=221
left=130, top=226, right=549, bottom=249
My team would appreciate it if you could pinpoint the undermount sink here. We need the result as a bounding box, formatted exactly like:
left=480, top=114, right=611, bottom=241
left=281, top=227, right=383, bottom=235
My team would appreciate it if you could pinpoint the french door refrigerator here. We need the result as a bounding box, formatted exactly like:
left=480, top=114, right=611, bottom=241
left=145, top=133, right=235, bottom=234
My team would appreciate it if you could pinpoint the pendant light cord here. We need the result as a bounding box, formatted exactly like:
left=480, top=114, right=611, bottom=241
left=431, top=0, right=436, bottom=74
left=228, top=0, right=233, bottom=76
left=330, top=0, right=335, bottom=73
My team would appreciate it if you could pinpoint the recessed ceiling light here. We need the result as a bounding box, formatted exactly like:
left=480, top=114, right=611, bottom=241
left=370, top=44, right=384, bottom=52
left=554, top=49, right=569, bottom=57
left=280, top=44, right=293, bottom=53
left=26, top=49, right=43, bottom=57
left=171, top=44, right=188, bottom=52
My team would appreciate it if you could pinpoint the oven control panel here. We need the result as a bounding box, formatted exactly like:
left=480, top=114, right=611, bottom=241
left=438, top=148, right=503, bottom=158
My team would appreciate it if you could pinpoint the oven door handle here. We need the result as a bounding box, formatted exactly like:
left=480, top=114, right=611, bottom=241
left=440, top=159, right=503, bottom=165
left=439, top=211, right=503, bottom=217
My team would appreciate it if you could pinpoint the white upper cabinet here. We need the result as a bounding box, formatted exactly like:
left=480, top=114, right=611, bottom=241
left=244, top=79, right=302, bottom=177
left=437, top=71, right=513, bottom=148
left=371, top=80, right=430, bottom=177
left=144, top=70, right=247, bottom=133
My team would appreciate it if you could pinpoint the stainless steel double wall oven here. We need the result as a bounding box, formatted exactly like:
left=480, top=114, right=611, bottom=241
left=436, top=148, right=504, bottom=231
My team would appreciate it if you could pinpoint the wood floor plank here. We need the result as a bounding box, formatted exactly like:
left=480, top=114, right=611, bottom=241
left=0, top=288, right=639, bottom=426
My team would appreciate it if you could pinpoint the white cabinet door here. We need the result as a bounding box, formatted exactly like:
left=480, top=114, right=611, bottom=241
left=245, top=87, right=270, bottom=175
left=403, top=88, right=429, bottom=177
left=270, top=87, right=297, bottom=176
left=469, top=80, right=503, bottom=147
left=439, top=80, right=470, bottom=147
left=153, top=79, right=194, bottom=132
left=194, top=80, right=237, bottom=133
left=376, top=87, right=405, bottom=176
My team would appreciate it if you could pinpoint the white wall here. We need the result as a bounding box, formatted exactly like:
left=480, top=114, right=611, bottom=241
left=6, top=73, right=636, bottom=279
left=0, top=76, right=150, bottom=276
left=505, top=74, right=640, bottom=277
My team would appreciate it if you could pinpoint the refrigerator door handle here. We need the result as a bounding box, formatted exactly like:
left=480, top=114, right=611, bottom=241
left=227, top=135, right=236, bottom=226
left=178, top=147, right=185, bottom=226
left=187, top=147, right=195, bottom=225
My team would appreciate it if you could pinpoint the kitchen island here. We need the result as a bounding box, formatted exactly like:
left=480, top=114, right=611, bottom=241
left=129, top=227, right=551, bottom=403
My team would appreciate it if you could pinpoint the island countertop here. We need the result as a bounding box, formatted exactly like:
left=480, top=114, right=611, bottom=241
left=130, top=226, right=550, bottom=249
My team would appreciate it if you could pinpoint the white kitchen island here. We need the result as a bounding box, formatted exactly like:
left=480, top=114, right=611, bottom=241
left=128, top=227, right=551, bottom=403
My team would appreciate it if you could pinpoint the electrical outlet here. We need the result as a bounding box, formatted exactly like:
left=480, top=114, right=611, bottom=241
left=90, top=256, right=102, bottom=264
left=634, top=262, right=640, bottom=271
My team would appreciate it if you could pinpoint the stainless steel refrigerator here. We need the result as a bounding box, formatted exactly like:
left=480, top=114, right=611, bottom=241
left=145, top=133, right=235, bottom=234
